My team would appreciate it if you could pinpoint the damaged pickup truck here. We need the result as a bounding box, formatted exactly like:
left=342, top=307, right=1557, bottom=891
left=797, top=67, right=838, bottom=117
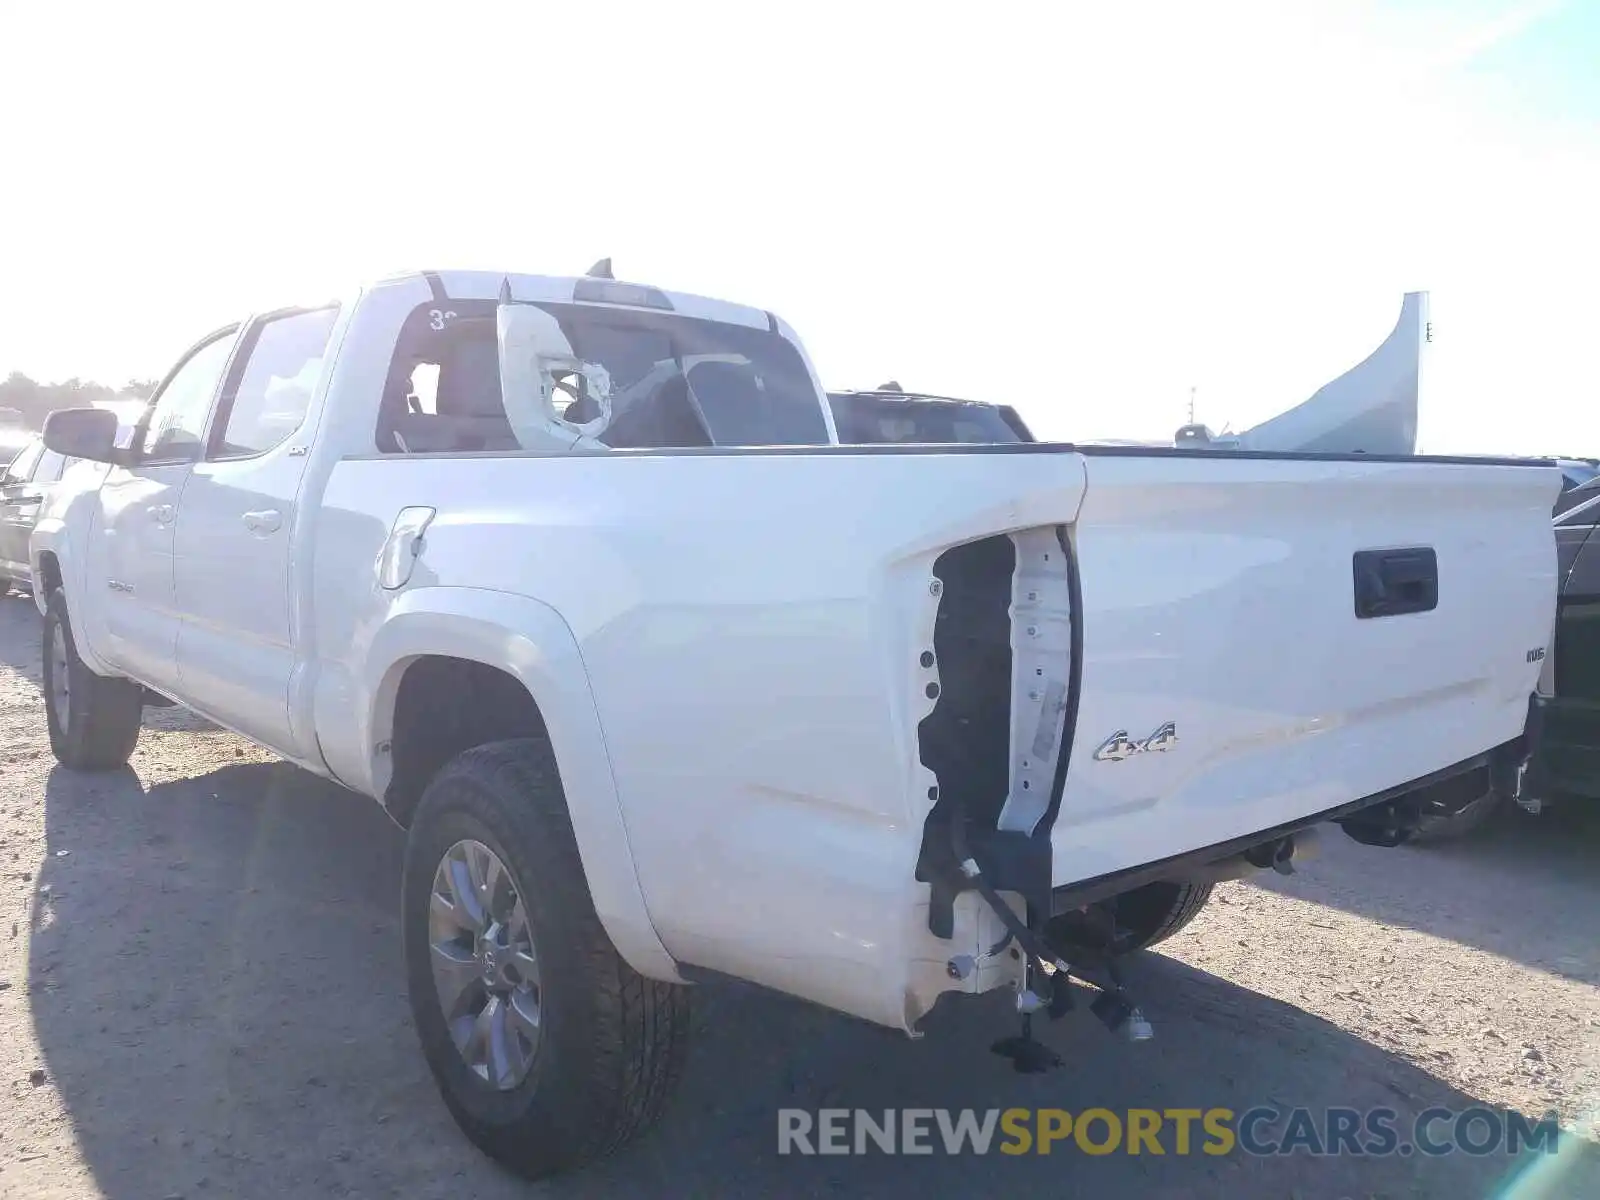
left=30, top=264, right=1560, bottom=1178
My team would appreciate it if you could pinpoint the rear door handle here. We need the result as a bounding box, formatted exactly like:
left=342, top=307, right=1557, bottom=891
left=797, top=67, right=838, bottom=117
left=1353, top=547, right=1438, bottom=619
left=242, top=508, right=282, bottom=535
left=148, top=503, right=175, bottom=525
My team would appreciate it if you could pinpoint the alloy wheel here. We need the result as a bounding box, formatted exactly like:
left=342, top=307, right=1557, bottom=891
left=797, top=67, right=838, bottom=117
left=428, top=838, right=543, bottom=1089
left=48, top=621, right=71, bottom=731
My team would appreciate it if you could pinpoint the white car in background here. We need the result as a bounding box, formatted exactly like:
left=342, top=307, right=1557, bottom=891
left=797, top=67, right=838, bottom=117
left=1, top=435, right=71, bottom=593
left=2, top=428, right=121, bottom=594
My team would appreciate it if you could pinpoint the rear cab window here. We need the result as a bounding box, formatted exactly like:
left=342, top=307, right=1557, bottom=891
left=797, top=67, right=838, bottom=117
left=375, top=298, right=829, bottom=454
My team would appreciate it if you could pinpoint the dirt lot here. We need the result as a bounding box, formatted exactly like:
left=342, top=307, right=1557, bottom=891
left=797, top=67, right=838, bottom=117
left=0, top=594, right=1597, bottom=1198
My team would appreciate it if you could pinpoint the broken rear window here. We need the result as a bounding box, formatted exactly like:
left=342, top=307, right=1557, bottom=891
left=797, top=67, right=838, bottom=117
left=378, top=300, right=829, bottom=454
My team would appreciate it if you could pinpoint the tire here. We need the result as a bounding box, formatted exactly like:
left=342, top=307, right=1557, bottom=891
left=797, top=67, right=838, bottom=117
left=1046, top=879, right=1214, bottom=956
left=1112, top=880, right=1215, bottom=952
left=402, top=738, right=690, bottom=1180
left=1408, top=788, right=1503, bottom=845
left=42, top=589, right=143, bottom=771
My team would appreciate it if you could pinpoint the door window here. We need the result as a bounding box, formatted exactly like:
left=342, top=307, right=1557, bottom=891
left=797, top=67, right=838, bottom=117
left=33, top=449, right=66, bottom=483
left=140, top=331, right=239, bottom=463
left=3, top=440, right=43, bottom=485
left=214, top=307, right=339, bottom=458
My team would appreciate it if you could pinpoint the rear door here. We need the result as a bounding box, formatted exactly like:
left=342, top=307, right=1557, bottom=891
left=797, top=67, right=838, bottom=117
left=86, top=327, right=241, bottom=689
left=172, top=305, right=340, bottom=755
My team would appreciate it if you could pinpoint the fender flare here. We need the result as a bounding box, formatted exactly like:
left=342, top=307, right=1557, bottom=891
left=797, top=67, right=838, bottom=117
left=359, top=587, right=683, bottom=983
left=28, top=520, right=63, bottom=618
left=29, top=518, right=117, bottom=677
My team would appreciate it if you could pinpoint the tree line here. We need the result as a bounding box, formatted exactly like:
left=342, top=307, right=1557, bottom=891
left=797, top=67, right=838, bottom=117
left=0, top=372, right=159, bottom=429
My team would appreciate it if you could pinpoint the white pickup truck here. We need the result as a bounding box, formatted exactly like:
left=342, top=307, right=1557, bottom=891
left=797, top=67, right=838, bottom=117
left=31, top=266, right=1559, bottom=1178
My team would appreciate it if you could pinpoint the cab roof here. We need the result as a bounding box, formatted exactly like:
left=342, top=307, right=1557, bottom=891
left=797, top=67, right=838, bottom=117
left=370, top=269, right=780, bottom=333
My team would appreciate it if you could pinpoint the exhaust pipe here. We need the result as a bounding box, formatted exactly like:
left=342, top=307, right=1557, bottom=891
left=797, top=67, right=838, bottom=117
left=1187, top=827, right=1321, bottom=884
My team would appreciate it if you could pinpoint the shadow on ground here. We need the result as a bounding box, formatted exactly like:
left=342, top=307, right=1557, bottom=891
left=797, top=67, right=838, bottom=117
left=0, top=590, right=41, bottom=664
left=28, top=760, right=1597, bottom=1199
left=1255, top=802, right=1600, bottom=987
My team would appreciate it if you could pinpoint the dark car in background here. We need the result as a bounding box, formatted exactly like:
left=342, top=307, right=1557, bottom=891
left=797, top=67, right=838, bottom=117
left=1416, top=476, right=1600, bottom=840
left=1527, top=485, right=1600, bottom=805
left=826, top=385, right=1035, bottom=444
left=1551, top=459, right=1600, bottom=517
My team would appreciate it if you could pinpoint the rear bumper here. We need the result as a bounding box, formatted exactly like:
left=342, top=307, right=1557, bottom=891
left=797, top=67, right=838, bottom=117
left=1049, top=742, right=1515, bottom=915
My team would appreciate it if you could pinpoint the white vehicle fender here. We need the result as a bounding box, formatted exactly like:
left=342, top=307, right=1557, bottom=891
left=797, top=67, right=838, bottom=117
left=28, top=520, right=64, bottom=618
left=359, top=587, right=683, bottom=983
left=29, top=509, right=115, bottom=676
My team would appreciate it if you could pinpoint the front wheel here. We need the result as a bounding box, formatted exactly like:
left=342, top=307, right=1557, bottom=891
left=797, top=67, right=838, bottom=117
left=402, top=738, right=691, bottom=1180
left=42, top=590, right=144, bottom=771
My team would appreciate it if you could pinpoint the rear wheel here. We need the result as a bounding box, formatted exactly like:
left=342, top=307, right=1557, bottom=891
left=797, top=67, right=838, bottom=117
left=1110, top=880, right=1215, bottom=951
left=1047, top=880, right=1215, bottom=956
left=402, top=738, right=690, bottom=1180
left=42, top=590, right=143, bottom=770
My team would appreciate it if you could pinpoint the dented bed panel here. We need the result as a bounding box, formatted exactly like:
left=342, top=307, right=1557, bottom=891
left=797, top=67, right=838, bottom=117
left=320, top=449, right=1087, bottom=1030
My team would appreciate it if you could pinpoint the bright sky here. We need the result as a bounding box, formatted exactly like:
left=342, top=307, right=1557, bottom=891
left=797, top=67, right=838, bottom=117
left=2, top=0, right=1596, bottom=454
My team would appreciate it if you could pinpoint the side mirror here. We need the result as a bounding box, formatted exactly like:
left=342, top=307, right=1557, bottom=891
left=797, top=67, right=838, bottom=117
left=42, top=408, right=122, bottom=465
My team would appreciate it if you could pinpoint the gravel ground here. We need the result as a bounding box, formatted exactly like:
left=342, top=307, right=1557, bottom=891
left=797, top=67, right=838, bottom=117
left=0, top=592, right=1597, bottom=1198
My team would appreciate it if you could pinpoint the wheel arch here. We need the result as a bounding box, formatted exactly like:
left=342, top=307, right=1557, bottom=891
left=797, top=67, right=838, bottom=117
left=30, top=522, right=68, bottom=617
left=30, top=520, right=119, bottom=678
left=359, top=588, right=682, bottom=983
left=30, top=499, right=83, bottom=613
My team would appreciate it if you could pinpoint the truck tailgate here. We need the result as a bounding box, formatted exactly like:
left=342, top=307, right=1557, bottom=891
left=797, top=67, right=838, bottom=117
left=1052, top=452, right=1561, bottom=887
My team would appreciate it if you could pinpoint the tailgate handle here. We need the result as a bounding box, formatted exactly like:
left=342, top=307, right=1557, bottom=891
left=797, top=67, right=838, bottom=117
left=1353, top=547, right=1438, bottom=619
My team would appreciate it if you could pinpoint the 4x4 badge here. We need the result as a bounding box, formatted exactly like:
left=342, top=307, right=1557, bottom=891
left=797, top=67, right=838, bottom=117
left=1093, top=722, right=1178, bottom=762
